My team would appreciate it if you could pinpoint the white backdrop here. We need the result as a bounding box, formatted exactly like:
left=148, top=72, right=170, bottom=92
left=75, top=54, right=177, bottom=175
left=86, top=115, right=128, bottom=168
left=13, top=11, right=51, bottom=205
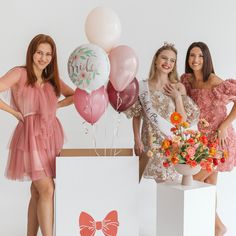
left=0, top=0, right=236, bottom=235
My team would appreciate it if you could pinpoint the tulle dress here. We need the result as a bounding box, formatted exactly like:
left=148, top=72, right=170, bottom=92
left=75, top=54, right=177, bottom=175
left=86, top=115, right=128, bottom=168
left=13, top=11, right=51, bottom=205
left=0, top=67, right=64, bottom=181
left=181, top=74, right=236, bottom=171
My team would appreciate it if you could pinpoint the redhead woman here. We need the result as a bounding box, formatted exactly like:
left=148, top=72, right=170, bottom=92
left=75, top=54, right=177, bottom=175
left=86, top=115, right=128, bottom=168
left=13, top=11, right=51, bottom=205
left=0, top=34, right=74, bottom=236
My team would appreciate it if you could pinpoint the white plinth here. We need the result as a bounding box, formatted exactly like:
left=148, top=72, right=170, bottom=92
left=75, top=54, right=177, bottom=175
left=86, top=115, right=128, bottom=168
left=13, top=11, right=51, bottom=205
left=138, top=178, right=157, bottom=236
left=56, top=156, right=139, bottom=236
left=157, top=181, right=216, bottom=236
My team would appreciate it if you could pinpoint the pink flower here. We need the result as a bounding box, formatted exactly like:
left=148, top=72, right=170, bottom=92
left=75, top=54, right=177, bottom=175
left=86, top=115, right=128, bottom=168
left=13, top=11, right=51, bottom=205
left=165, top=150, right=171, bottom=156
left=186, top=146, right=196, bottom=157
left=200, top=160, right=206, bottom=168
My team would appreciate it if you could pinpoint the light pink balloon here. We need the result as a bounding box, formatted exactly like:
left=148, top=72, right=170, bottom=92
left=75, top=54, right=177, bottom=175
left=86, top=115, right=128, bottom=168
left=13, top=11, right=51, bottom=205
left=109, top=45, right=139, bottom=92
left=74, top=86, right=108, bottom=125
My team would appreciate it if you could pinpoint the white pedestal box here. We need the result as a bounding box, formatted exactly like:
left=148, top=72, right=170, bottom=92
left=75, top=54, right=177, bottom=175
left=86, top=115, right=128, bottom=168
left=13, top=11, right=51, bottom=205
left=138, top=178, right=158, bottom=236
left=157, top=181, right=216, bottom=236
left=56, top=149, right=138, bottom=236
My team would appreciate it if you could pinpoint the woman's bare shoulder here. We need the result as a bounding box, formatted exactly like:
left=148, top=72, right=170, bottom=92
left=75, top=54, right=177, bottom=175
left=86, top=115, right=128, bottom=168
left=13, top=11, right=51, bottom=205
left=209, top=73, right=223, bottom=86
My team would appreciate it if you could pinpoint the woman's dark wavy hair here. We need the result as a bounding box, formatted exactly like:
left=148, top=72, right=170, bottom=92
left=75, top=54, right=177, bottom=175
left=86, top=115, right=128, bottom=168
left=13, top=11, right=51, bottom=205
left=185, top=42, right=215, bottom=82
left=25, top=34, right=61, bottom=96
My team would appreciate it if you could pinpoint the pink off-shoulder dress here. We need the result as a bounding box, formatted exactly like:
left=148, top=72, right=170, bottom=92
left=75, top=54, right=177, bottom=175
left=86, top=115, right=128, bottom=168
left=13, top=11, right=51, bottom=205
left=0, top=67, right=65, bottom=181
left=181, top=74, right=236, bottom=171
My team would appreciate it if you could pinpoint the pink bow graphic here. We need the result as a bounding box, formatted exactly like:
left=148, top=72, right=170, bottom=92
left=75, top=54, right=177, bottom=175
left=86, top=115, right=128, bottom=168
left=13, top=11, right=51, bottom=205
left=79, top=210, right=119, bottom=236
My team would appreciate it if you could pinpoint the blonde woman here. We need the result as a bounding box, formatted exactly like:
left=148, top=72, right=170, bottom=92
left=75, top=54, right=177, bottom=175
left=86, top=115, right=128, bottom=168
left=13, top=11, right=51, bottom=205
left=126, top=43, right=199, bottom=181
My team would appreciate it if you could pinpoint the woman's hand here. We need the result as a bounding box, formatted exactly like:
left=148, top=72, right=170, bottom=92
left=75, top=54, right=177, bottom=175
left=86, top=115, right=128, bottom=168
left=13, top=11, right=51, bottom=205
left=217, top=123, right=228, bottom=149
left=13, top=111, right=24, bottom=122
left=163, top=83, right=181, bottom=100
left=134, top=138, right=144, bottom=156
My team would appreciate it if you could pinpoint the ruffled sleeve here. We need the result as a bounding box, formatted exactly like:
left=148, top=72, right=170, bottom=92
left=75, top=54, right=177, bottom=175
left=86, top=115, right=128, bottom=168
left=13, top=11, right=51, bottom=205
left=181, top=73, right=192, bottom=96
left=0, top=67, right=22, bottom=104
left=182, top=95, right=199, bottom=126
left=0, top=67, right=21, bottom=91
left=212, top=79, right=236, bottom=104
left=123, top=98, right=142, bottom=119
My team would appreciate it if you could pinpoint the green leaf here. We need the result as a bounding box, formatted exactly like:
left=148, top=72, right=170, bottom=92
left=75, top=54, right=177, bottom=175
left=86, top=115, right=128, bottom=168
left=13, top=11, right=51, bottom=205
left=179, top=160, right=186, bottom=164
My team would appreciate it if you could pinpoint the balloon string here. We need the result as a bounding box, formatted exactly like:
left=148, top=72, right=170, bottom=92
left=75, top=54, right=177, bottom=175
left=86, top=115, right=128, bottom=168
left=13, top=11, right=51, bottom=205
left=82, top=95, right=89, bottom=134
left=84, top=93, right=89, bottom=113
left=116, top=92, right=122, bottom=111
left=103, top=87, right=107, bottom=157
left=110, top=112, right=122, bottom=156
left=90, top=91, right=93, bottom=125
left=113, top=149, right=122, bottom=156
left=82, top=121, right=89, bottom=135
left=92, top=124, right=100, bottom=157
left=89, top=91, right=100, bottom=156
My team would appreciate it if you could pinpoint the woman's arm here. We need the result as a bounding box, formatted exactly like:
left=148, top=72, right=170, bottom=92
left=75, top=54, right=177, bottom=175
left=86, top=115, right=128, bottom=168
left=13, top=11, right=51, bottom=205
left=164, top=83, right=187, bottom=121
left=218, top=102, right=236, bottom=148
left=133, top=115, right=144, bottom=156
left=0, top=67, right=21, bottom=92
left=0, top=99, right=24, bottom=121
left=57, top=80, right=74, bottom=108
left=0, top=68, right=23, bottom=120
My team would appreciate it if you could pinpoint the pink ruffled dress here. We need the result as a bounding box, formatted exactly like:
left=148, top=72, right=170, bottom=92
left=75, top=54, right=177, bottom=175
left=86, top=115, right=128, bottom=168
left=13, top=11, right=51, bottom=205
left=1, top=67, right=64, bottom=181
left=181, top=74, right=236, bottom=171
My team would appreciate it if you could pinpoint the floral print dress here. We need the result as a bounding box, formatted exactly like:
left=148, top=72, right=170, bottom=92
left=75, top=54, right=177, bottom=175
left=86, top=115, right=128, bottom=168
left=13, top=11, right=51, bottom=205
left=181, top=74, right=236, bottom=171
left=125, top=81, right=199, bottom=181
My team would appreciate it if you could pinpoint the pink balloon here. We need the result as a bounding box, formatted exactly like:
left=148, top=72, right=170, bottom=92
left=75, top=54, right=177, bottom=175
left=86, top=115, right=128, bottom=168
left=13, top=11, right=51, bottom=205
left=74, top=86, right=108, bottom=124
left=109, top=45, right=139, bottom=92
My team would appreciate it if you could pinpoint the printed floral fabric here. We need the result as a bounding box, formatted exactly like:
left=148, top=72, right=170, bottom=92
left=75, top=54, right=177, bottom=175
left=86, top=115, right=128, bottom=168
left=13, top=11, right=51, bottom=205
left=181, top=74, right=236, bottom=171
left=125, top=84, right=199, bottom=181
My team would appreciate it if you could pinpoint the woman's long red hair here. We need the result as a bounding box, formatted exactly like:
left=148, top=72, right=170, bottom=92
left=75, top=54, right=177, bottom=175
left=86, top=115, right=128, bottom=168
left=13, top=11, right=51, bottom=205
left=25, top=34, right=61, bottom=96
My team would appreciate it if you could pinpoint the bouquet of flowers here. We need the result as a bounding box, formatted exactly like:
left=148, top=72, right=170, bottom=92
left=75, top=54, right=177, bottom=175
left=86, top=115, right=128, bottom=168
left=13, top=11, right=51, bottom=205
left=158, top=112, right=227, bottom=172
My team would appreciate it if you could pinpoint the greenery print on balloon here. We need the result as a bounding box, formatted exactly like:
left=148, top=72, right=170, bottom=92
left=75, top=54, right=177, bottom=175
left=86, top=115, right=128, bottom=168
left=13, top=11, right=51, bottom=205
left=68, top=44, right=110, bottom=93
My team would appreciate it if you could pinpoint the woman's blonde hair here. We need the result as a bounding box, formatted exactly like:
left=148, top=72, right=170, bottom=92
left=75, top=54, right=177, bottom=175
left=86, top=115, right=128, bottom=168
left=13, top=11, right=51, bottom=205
left=149, top=43, right=179, bottom=83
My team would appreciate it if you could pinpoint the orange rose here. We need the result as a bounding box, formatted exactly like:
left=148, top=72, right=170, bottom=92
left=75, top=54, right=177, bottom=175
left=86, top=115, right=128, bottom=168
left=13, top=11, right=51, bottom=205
left=209, top=148, right=216, bottom=156
left=171, top=156, right=179, bottom=164
left=181, top=121, right=190, bottom=128
left=162, top=140, right=171, bottom=149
